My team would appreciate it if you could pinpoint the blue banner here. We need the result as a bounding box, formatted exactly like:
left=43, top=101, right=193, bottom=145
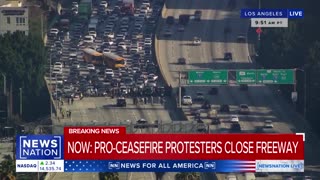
left=64, top=160, right=256, bottom=172
left=16, top=135, right=64, bottom=160
left=241, top=9, right=304, bottom=18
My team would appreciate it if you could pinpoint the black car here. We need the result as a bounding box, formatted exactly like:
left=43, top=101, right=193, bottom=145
left=201, top=100, right=211, bottom=109
left=240, top=84, right=248, bottom=91
left=197, top=123, right=208, bottom=132
left=155, top=87, right=165, bottom=97
left=219, top=104, right=230, bottom=113
left=116, top=97, right=127, bottom=107
left=144, top=87, right=154, bottom=96
left=224, top=52, right=233, bottom=60
left=211, top=117, right=221, bottom=125
left=179, top=15, right=190, bottom=25
left=208, top=87, right=218, bottom=95
left=178, top=57, right=186, bottom=65
left=166, top=16, right=174, bottom=25
left=134, top=119, right=148, bottom=128
left=230, top=122, right=241, bottom=132
left=194, top=10, right=202, bottom=21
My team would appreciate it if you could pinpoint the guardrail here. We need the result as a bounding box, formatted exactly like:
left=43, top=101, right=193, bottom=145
left=44, top=77, right=58, bottom=117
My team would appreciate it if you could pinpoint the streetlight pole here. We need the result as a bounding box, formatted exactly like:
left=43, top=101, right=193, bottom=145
left=295, top=68, right=307, bottom=119
left=178, top=71, right=182, bottom=108
left=1, top=73, right=6, bottom=95
left=19, top=88, right=22, bottom=118
left=49, top=53, right=53, bottom=120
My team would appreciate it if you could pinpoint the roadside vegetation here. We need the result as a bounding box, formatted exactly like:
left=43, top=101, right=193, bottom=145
left=0, top=32, right=49, bottom=121
left=99, top=172, right=119, bottom=180
left=254, top=0, right=320, bottom=136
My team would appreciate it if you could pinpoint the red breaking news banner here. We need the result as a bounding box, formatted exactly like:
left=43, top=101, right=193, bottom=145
left=63, top=127, right=304, bottom=161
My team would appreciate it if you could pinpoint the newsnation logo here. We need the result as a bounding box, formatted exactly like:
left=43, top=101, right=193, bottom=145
left=16, top=135, right=64, bottom=172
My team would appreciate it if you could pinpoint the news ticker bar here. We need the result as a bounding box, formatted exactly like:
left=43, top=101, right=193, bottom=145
left=241, top=9, right=304, bottom=18
left=16, top=132, right=305, bottom=161
left=16, top=160, right=304, bottom=173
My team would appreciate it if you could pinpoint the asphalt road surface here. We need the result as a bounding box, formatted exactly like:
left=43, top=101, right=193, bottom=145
left=156, top=0, right=320, bottom=179
left=45, top=94, right=172, bottom=180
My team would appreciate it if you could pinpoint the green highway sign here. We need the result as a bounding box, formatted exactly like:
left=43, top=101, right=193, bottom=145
left=256, top=69, right=294, bottom=84
left=187, top=70, right=228, bottom=85
left=236, top=70, right=257, bottom=84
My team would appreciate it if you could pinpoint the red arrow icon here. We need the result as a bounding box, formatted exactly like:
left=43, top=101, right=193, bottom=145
left=256, top=27, right=262, bottom=34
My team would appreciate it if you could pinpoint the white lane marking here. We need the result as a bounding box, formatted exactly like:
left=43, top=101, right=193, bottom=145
left=80, top=109, right=88, bottom=122
left=111, top=98, right=121, bottom=122
left=150, top=172, right=155, bottom=180
left=245, top=20, right=252, bottom=63
left=109, top=98, right=119, bottom=123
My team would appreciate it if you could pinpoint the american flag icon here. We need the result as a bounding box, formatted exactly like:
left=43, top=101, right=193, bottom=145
left=226, top=160, right=256, bottom=172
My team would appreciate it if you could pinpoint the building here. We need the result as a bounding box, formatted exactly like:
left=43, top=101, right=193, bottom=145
left=0, top=0, right=28, bottom=35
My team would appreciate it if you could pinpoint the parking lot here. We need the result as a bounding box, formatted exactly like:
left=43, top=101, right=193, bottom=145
left=46, top=0, right=169, bottom=108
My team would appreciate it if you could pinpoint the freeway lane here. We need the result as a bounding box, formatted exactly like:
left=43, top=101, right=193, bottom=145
left=47, top=96, right=172, bottom=180
left=53, top=97, right=172, bottom=127
left=156, top=0, right=320, bottom=178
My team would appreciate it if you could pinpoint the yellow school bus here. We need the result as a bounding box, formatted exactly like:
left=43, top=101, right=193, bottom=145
left=83, top=48, right=104, bottom=65
left=103, top=52, right=126, bottom=69
left=82, top=48, right=126, bottom=68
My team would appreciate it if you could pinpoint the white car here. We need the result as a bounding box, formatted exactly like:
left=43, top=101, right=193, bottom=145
left=107, top=32, right=115, bottom=39
left=118, top=42, right=126, bottom=50
left=100, top=1, right=108, bottom=7
left=89, top=31, right=97, bottom=38
left=147, top=80, right=157, bottom=87
left=230, top=115, right=239, bottom=123
left=87, top=64, right=95, bottom=70
left=72, top=62, right=80, bottom=69
left=105, top=68, right=114, bottom=77
left=264, top=120, right=273, bottom=128
left=72, top=2, right=78, bottom=7
left=56, top=76, right=64, bottom=84
left=49, top=28, right=59, bottom=36
left=147, top=74, right=158, bottom=81
left=53, top=62, right=63, bottom=69
left=182, top=96, right=192, bottom=105
left=108, top=40, right=114, bottom=45
left=83, top=35, right=94, bottom=43
left=52, top=68, right=62, bottom=74
left=136, top=81, right=144, bottom=89
left=120, top=86, right=128, bottom=94
left=144, top=40, right=152, bottom=46
left=116, top=34, right=125, bottom=41
left=193, top=37, right=201, bottom=45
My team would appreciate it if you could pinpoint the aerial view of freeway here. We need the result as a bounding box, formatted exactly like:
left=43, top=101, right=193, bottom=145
left=0, top=0, right=319, bottom=179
